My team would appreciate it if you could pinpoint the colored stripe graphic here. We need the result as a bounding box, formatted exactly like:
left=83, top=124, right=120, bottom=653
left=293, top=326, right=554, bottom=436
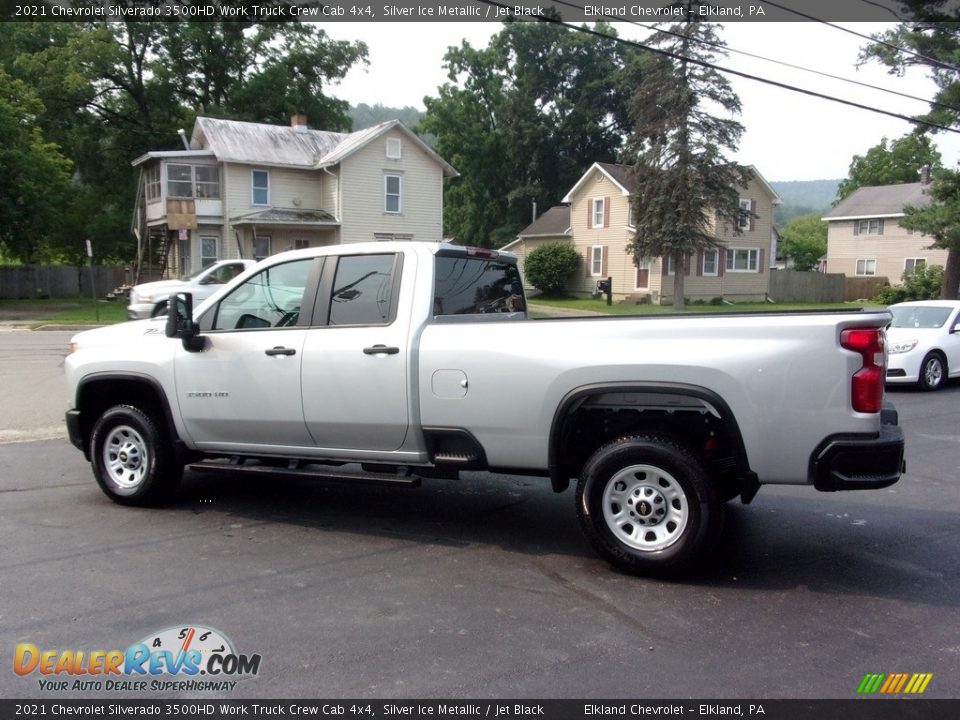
left=857, top=673, right=932, bottom=694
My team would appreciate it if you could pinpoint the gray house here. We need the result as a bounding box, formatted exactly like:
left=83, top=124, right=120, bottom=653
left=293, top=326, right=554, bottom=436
left=131, top=114, right=458, bottom=280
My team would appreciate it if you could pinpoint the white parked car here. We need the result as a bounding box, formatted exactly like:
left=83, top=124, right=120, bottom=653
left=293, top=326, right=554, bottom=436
left=127, top=259, right=256, bottom=320
left=886, top=300, right=960, bottom=391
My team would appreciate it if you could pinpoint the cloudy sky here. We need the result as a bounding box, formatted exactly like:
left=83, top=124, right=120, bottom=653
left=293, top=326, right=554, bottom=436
left=323, top=21, right=959, bottom=182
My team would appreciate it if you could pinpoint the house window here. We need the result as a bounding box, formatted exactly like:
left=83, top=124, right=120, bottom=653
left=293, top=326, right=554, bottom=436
left=195, top=166, right=220, bottom=198
left=856, top=258, right=877, bottom=276
left=703, top=249, right=719, bottom=276
left=200, top=236, right=218, bottom=268
left=726, top=248, right=759, bottom=272
left=592, top=198, right=605, bottom=229
left=254, top=235, right=272, bottom=261
left=251, top=170, right=270, bottom=206
left=167, top=164, right=193, bottom=198
left=166, top=164, right=219, bottom=199
left=738, top=198, right=752, bottom=231
left=294, top=239, right=310, bottom=250
left=145, top=165, right=161, bottom=202
left=385, top=175, right=402, bottom=213
left=589, top=245, right=605, bottom=276
left=856, top=219, right=884, bottom=235
left=904, top=258, right=926, bottom=275
left=386, top=138, right=402, bottom=159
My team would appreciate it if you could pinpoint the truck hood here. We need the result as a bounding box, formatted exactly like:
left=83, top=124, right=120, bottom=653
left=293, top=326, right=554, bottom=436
left=70, top=318, right=168, bottom=351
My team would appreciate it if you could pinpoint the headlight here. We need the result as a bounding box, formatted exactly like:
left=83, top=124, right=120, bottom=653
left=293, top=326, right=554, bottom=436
left=136, top=292, right=154, bottom=304
left=888, top=339, right=918, bottom=354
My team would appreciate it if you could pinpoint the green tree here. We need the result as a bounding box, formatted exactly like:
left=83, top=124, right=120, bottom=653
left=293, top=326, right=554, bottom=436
left=860, top=10, right=960, bottom=298
left=624, top=16, right=751, bottom=310
left=0, top=21, right=367, bottom=265
left=899, top=169, right=960, bottom=299
left=875, top=264, right=944, bottom=304
left=421, top=20, right=639, bottom=247
left=0, top=69, right=72, bottom=264
left=523, top=243, right=581, bottom=296
left=779, top=214, right=827, bottom=272
left=835, top=133, right=941, bottom=202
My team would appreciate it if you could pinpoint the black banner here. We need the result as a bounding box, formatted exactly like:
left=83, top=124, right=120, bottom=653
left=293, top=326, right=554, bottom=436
left=0, top=700, right=957, bottom=720
left=0, top=0, right=939, bottom=24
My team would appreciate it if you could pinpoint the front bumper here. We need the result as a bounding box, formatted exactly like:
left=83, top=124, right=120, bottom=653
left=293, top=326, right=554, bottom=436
left=886, top=352, right=922, bottom=384
left=810, top=405, right=905, bottom=491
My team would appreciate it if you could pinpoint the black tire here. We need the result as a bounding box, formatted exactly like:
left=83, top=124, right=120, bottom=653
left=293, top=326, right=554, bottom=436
left=89, top=405, right=182, bottom=506
left=919, top=352, right=946, bottom=391
left=150, top=301, right=169, bottom=318
left=576, top=434, right=723, bottom=577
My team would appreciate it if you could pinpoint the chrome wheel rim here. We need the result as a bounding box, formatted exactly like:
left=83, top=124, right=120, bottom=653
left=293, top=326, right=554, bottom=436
left=601, top=464, right=688, bottom=552
left=103, top=425, right=148, bottom=489
left=924, top=358, right=943, bottom=387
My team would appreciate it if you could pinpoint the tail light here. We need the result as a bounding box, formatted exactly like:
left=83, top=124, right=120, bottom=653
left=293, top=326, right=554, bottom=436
left=841, top=328, right=886, bottom=414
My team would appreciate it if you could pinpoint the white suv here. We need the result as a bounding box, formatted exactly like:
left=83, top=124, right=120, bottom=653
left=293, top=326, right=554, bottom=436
left=126, top=259, right=256, bottom=320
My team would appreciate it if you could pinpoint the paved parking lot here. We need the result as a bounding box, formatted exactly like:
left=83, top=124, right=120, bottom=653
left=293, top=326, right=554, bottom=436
left=1, top=328, right=958, bottom=700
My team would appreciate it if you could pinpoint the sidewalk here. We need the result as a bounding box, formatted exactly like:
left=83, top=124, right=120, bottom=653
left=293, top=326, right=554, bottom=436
left=527, top=303, right=607, bottom=317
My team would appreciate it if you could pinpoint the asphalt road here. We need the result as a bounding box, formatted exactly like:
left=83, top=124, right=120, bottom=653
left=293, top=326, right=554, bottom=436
left=0, top=328, right=958, bottom=701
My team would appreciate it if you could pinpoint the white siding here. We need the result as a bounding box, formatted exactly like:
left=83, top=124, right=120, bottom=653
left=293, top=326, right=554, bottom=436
left=339, top=129, right=445, bottom=243
left=826, top=220, right=947, bottom=283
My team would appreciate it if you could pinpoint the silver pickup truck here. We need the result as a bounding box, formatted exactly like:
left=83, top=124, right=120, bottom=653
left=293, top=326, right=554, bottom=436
left=65, top=242, right=905, bottom=576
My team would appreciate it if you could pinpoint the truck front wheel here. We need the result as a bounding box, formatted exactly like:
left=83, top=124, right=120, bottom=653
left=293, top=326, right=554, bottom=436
left=576, top=434, right=723, bottom=577
left=90, top=405, right=182, bottom=506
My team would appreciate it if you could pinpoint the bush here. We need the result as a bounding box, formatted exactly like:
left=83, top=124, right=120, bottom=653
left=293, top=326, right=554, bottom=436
left=874, top=264, right=944, bottom=304
left=524, top=243, right=581, bottom=296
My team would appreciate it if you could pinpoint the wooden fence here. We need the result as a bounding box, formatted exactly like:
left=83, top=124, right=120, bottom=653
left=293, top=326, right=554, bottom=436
left=768, top=269, right=846, bottom=303
left=0, top=265, right=129, bottom=300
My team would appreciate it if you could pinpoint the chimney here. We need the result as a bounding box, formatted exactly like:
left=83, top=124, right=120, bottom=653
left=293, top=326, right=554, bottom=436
left=920, top=164, right=931, bottom=184
left=291, top=113, right=308, bottom=133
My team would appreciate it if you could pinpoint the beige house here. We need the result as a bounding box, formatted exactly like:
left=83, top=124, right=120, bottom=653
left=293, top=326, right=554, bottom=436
left=131, top=115, right=457, bottom=280
left=822, top=181, right=944, bottom=283
left=505, top=162, right=781, bottom=304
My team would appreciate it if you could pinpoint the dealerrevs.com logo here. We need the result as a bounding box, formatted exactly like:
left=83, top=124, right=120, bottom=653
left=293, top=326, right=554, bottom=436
left=14, top=625, right=261, bottom=693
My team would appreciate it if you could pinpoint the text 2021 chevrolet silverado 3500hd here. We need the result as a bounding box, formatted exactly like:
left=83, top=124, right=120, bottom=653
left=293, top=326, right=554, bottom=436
left=65, top=242, right=905, bottom=576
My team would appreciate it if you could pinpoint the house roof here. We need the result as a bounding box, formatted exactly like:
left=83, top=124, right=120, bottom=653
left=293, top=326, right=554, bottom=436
left=188, top=117, right=458, bottom=177
left=517, top=206, right=571, bottom=237
left=231, top=208, right=338, bottom=226
left=131, top=149, right=216, bottom=167
left=822, top=182, right=931, bottom=221
left=562, top=162, right=781, bottom=204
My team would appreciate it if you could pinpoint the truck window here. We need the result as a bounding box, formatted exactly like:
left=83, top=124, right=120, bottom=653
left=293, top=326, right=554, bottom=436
left=211, top=259, right=312, bottom=330
left=329, top=254, right=398, bottom=326
left=433, top=256, right=526, bottom=316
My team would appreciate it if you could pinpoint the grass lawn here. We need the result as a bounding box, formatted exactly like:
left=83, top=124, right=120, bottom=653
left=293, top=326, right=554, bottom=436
left=0, top=298, right=128, bottom=326
left=529, top=295, right=883, bottom=315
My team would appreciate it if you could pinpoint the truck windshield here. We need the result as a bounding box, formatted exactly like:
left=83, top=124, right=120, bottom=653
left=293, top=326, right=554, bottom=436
left=433, top=255, right=526, bottom=316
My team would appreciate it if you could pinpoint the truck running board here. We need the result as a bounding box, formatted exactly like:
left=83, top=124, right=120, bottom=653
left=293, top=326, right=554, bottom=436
left=187, top=460, right=422, bottom=488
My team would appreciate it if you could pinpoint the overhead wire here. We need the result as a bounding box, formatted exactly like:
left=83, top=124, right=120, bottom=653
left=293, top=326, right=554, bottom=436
left=472, top=0, right=960, bottom=134
left=759, top=0, right=960, bottom=74
left=628, top=19, right=960, bottom=116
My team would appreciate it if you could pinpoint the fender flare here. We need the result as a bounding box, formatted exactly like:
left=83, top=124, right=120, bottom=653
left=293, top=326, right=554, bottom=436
left=547, top=382, right=752, bottom=493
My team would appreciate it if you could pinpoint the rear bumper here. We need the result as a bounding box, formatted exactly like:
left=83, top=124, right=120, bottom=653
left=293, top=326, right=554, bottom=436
left=810, top=405, right=905, bottom=491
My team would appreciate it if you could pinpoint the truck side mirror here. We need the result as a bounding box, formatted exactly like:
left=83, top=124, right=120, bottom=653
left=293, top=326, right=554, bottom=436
left=165, top=292, right=204, bottom=352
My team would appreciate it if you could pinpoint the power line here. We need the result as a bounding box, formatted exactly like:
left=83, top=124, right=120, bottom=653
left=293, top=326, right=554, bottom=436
left=473, top=0, right=960, bottom=135
left=759, top=0, right=960, bottom=74
left=628, top=19, right=960, bottom=116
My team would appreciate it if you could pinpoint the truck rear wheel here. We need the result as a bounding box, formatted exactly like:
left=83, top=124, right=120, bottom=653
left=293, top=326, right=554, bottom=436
left=576, top=434, right=723, bottom=577
left=90, top=405, right=182, bottom=506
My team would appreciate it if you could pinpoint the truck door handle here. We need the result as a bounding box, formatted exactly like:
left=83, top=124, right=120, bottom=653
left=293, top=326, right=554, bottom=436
left=265, top=346, right=296, bottom=356
left=363, top=345, right=400, bottom=356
